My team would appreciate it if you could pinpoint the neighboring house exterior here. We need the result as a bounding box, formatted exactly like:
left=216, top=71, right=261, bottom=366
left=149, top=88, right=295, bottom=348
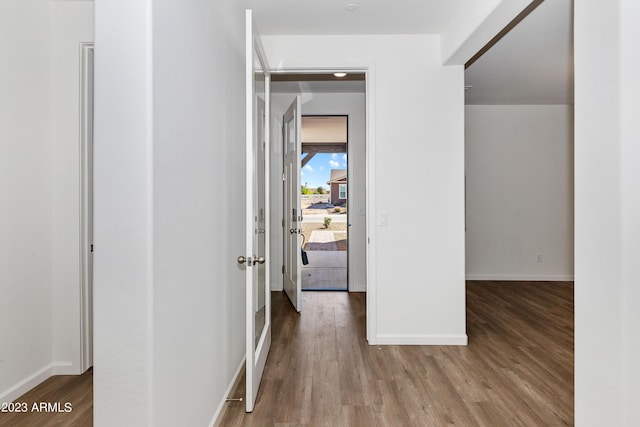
left=327, top=169, right=347, bottom=205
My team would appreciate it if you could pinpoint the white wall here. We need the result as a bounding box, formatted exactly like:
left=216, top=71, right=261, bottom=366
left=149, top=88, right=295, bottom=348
left=151, top=1, right=246, bottom=425
left=575, top=0, right=640, bottom=425
left=94, top=1, right=246, bottom=425
left=619, top=2, right=640, bottom=423
left=270, top=92, right=367, bottom=292
left=263, top=35, right=467, bottom=345
left=441, top=0, right=532, bottom=64
left=51, top=0, right=94, bottom=375
left=0, top=0, right=54, bottom=403
left=94, top=2, right=154, bottom=422
left=1, top=0, right=94, bottom=405
left=465, top=105, right=574, bottom=280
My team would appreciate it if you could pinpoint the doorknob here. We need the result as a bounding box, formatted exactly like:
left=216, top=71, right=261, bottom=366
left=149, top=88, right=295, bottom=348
left=237, top=256, right=247, bottom=265
left=254, top=256, right=266, bottom=265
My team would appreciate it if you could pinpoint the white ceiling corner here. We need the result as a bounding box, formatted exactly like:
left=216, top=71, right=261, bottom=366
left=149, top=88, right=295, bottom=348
left=465, top=0, right=574, bottom=105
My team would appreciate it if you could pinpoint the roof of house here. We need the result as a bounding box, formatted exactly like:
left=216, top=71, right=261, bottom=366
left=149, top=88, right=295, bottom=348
left=327, top=169, right=347, bottom=184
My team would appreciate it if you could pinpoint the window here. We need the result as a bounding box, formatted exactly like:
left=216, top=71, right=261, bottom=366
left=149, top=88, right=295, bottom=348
left=339, top=184, right=347, bottom=199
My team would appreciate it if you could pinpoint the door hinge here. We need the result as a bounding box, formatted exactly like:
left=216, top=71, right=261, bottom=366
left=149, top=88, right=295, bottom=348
left=282, top=218, right=285, bottom=227
left=90, top=244, right=94, bottom=252
left=282, top=265, right=285, bottom=274
left=282, top=172, right=286, bottom=182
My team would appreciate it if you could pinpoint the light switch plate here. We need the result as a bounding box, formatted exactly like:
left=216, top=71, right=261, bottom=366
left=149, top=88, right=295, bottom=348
left=379, top=211, right=389, bottom=226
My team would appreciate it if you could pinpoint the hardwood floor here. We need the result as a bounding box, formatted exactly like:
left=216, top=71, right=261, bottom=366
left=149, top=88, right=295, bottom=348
left=0, top=281, right=573, bottom=426
left=221, top=281, right=574, bottom=426
left=0, top=369, right=93, bottom=427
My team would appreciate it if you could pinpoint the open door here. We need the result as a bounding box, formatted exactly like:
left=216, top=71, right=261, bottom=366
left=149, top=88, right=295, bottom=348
left=241, top=9, right=271, bottom=413
left=283, top=96, right=302, bottom=312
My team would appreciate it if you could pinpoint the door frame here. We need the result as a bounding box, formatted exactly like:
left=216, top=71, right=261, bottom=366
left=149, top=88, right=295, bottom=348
left=271, top=62, right=377, bottom=344
left=80, top=42, right=94, bottom=372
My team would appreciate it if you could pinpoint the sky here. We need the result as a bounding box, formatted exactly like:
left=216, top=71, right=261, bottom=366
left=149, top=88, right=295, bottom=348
left=301, top=153, right=347, bottom=190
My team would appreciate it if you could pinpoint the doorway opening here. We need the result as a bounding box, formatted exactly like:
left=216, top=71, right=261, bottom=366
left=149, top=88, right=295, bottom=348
left=271, top=72, right=367, bottom=302
left=300, top=115, right=349, bottom=291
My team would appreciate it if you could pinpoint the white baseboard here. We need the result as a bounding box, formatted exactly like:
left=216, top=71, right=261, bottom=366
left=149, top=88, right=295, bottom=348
left=209, top=357, right=245, bottom=427
left=52, top=361, right=76, bottom=376
left=374, top=334, right=468, bottom=346
left=0, top=361, right=79, bottom=404
left=1, top=364, right=52, bottom=404
left=465, top=274, right=574, bottom=281
left=348, top=283, right=366, bottom=292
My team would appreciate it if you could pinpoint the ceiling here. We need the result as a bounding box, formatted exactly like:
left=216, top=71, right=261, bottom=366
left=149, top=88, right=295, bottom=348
left=465, top=0, right=574, bottom=105
left=271, top=73, right=366, bottom=94
left=246, top=0, right=463, bottom=35
left=249, top=0, right=573, bottom=105
left=272, top=80, right=365, bottom=94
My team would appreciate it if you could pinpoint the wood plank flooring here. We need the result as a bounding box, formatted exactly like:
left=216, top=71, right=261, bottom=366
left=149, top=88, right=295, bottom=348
left=221, top=281, right=574, bottom=426
left=0, top=369, right=93, bottom=427
left=0, top=281, right=573, bottom=426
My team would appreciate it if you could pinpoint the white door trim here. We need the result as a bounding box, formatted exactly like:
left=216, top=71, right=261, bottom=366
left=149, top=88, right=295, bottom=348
left=270, top=62, right=377, bottom=344
left=79, top=42, right=94, bottom=372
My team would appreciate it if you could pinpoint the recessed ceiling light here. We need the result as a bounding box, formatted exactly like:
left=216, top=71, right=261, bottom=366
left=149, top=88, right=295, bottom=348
left=334, top=72, right=347, bottom=78
left=346, top=3, right=359, bottom=12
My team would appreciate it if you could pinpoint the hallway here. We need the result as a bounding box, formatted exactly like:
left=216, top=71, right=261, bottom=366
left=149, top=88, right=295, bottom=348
left=221, top=282, right=574, bottom=426
left=0, top=282, right=572, bottom=426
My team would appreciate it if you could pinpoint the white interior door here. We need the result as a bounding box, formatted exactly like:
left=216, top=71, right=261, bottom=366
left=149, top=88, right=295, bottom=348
left=283, top=96, right=302, bottom=312
left=242, top=9, right=271, bottom=413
